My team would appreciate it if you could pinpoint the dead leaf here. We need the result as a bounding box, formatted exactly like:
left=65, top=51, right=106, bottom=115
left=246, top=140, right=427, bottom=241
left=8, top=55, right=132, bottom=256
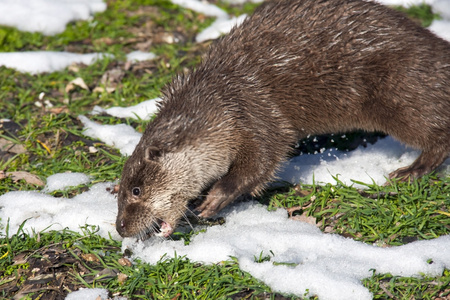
left=293, top=185, right=313, bottom=197
left=102, top=68, right=124, bottom=84
left=49, top=106, right=69, bottom=114
left=290, top=214, right=318, bottom=226
left=117, top=273, right=128, bottom=284
left=136, top=39, right=153, bottom=52
left=13, top=253, right=27, bottom=265
left=286, top=205, right=304, bottom=217
left=118, top=257, right=132, bottom=267
left=65, top=77, right=89, bottom=93
left=81, top=253, right=99, bottom=262
left=93, top=37, right=114, bottom=46
left=0, top=138, right=26, bottom=154
left=153, top=31, right=176, bottom=44
left=94, top=68, right=125, bottom=93
left=126, top=6, right=159, bottom=17
left=68, top=63, right=80, bottom=72
left=4, top=171, right=45, bottom=186
left=95, top=268, right=118, bottom=280
left=88, top=146, right=98, bottom=153
left=93, top=86, right=116, bottom=93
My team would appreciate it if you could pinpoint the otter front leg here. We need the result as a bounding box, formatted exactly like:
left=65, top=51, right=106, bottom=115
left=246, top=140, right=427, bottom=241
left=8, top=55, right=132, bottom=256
left=197, top=172, right=259, bottom=218
left=389, top=148, right=449, bottom=180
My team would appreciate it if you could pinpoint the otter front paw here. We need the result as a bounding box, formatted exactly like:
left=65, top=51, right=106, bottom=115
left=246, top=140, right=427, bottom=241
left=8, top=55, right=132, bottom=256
left=197, top=187, right=240, bottom=218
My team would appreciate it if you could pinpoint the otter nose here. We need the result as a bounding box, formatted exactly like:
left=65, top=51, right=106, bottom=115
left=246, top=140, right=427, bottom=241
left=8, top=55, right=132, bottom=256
left=116, top=218, right=127, bottom=236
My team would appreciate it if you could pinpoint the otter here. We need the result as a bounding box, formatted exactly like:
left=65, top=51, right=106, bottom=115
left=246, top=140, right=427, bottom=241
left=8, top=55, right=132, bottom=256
left=116, top=0, right=450, bottom=239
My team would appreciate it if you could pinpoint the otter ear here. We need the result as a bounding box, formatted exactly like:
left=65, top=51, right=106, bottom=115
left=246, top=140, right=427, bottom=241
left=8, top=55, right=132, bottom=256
left=144, top=146, right=162, bottom=162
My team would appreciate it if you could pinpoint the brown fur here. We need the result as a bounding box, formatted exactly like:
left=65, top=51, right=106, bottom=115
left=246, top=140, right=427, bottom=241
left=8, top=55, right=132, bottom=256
left=116, top=0, right=450, bottom=238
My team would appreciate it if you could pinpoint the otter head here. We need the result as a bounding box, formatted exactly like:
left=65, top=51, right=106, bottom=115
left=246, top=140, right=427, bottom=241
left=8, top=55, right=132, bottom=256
left=116, top=145, right=193, bottom=240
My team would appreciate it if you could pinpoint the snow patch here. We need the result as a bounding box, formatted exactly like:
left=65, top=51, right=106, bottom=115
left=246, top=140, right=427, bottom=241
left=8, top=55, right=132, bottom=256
left=78, top=115, right=142, bottom=156
left=0, top=182, right=119, bottom=240
left=0, top=52, right=110, bottom=74
left=65, top=288, right=109, bottom=300
left=126, top=51, right=157, bottom=62
left=122, top=202, right=450, bottom=300
left=91, top=98, right=160, bottom=121
left=0, top=0, right=106, bottom=36
left=43, top=172, right=91, bottom=193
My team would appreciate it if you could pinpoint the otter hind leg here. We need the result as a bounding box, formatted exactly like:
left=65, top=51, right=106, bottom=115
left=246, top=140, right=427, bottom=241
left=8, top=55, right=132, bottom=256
left=389, top=148, right=449, bottom=181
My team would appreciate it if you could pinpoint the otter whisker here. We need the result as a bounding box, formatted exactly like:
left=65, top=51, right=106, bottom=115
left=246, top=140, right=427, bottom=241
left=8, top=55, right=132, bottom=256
left=180, top=207, right=196, bottom=232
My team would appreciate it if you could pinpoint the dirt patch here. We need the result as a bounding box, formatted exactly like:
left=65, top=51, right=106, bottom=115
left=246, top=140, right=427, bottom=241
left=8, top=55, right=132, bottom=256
left=1, top=244, right=122, bottom=300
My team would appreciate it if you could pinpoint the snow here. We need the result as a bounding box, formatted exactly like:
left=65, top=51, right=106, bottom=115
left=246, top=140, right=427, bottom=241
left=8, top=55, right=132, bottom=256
left=171, top=0, right=248, bottom=42
left=91, top=98, right=160, bottom=121
left=0, top=0, right=449, bottom=300
left=0, top=182, right=120, bottom=240
left=122, top=203, right=450, bottom=300
left=0, top=51, right=110, bottom=75
left=196, top=14, right=248, bottom=43
left=1, top=179, right=449, bottom=299
left=280, top=136, right=449, bottom=187
left=172, top=0, right=228, bottom=19
left=65, top=288, right=126, bottom=300
left=433, top=0, right=450, bottom=19
left=65, top=288, right=109, bottom=300
left=43, top=172, right=91, bottom=193
left=125, top=51, right=156, bottom=62
left=0, top=0, right=106, bottom=35
left=429, top=20, right=450, bottom=41
left=0, top=50, right=156, bottom=75
left=78, top=115, right=142, bottom=156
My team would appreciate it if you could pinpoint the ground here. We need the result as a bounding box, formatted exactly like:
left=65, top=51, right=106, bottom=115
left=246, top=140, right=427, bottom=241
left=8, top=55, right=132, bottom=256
left=0, top=1, right=449, bottom=299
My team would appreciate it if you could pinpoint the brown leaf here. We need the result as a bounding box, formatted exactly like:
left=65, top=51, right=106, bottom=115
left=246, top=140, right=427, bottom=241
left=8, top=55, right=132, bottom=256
left=93, top=37, right=114, bottom=46
left=0, top=138, right=26, bottom=154
left=65, top=77, right=89, bottom=93
left=286, top=205, right=304, bottom=217
left=118, top=257, right=132, bottom=266
left=5, top=171, right=45, bottom=186
left=13, top=253, right=27, bottom=265
left=94, top=68, right=125, bottom=94
left=290, top=214, right=319, bottom=226
left=136, top=39, right=153, bottom=52
left=81, top=253, right=99, bottom=262
left=95, top=268, right=118, bottom=280
left=117, top=273, right=128, bottom=284
left=153, top=31, right=176, bottom=44
left=293, top=184, right=313, bottom=197
left=100, top=68, right=124, bottom=86
left=49, top=106, right=69, bottom=114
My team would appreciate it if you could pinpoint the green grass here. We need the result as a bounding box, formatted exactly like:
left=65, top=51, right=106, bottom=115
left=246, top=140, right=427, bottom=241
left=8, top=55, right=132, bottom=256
left=0, top=1, right=448, bottom=299
left=267, top=175, right=450, bottom=246
left=394, top=3, right=441, bottom=27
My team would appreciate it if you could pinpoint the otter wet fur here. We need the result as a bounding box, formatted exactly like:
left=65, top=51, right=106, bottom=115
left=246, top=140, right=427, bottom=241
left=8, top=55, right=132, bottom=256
left=116, top=0, right=450, bottom=239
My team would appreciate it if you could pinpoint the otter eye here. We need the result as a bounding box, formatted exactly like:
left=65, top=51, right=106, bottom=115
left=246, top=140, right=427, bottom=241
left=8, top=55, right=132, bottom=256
left=132, top=187, right=141, bottom=196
